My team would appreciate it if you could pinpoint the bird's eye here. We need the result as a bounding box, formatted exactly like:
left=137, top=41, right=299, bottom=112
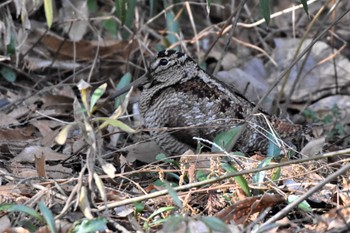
left=159, top=58, right=168, bottom=66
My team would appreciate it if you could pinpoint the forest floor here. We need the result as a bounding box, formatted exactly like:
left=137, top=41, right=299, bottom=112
left=1, top=0, right=350, bottom=232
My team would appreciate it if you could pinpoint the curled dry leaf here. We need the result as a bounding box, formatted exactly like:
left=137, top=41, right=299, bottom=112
left=79, top=186, right=93, bottom=220
left=30, top=28, right=135, bottom=61
left=100, top=161, right=116, bottom=179
left=55, top=124, right=75, bottom=145
left=215, top=194, right=285, bottom=224
left=300, top=137, right=326, bottom=158
left=93, top=172, right=106, bottom=200
left=15, top=146, right=68, bottom=163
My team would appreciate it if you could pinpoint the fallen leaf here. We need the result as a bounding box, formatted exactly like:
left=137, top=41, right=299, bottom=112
left=215, top=194, right=285, bottom=224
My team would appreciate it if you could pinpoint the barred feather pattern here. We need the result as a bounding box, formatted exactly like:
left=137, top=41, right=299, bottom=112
left=139, top=50, right=306, bottom=155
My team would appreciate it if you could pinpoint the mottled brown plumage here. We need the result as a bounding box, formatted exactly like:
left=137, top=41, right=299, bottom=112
left=139, top=50, right=305, bottom=155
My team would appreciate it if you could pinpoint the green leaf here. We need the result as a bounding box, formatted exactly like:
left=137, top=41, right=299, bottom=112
left=323, top=115, right=333, bottom=124
left=267, top=132, right=281, bottom=157
left=115, top=72, right=132, bottom=108
left=155, top=153, right=180, bottom=168
left=133, top=202, right=145, bottom=213
left=87, top=0, right=98, bottom=12
left=271, top=166, right=281, bottom=182
left=302, top=109, right=318, bottom=122
left=196, top=170, right=208, bottom=181
left=155, top=44, right=167, bottom=52
left=253, top=157, right=273, bottom=186
left=93, top=117, right=135, bottom=133
left=334, top=123, right=345, bottom=135
left=44, top=0, right=53, bottom=28
left=154, top=179, right=165, bottom=187
left=201, top=216, right=230, bottom=232
left=148, top=216, right=173, bottom=227
left=147, top=206, right=176, bottom=221
left=18, top=221, right=37, bottom=232
left=222, top=163, right=251, bottom=196
left=198, top=59, right=207, bottom=71
left=0, top=203, right=43, bottom=222
left=154, top=179, right=178, bottom=188
left=149, top=0, right=158, bottom=17
left=121, top=0, right=136, bottom=39
left=156, top=153, right=167, bottom=160
left=165, top=182, right=182, bottom=208
left=7, top=33, right=16, bottom=55
left=38, top=202, right=57, bottom=233
left=165, top=7, right=179, bottom=47
left=300, top=0, right=309, bottom=15
left=206, top=0, right=212, bottom=14
left=102, top=19, right=118, bottom=35
left=90, top=83, right=107, bottom=112
left=288, top=195, right=312, bottom=212
left=0, top=66, right=16, bottom=82
left=156, top=153, right=173, bottom=163
left=115, top=0, right=127, bottom=25
left=212, top=126, right=241, bottom=152
left=74, top=218, right=108, bottom=233
left=259, top=0, right=270, bottom=25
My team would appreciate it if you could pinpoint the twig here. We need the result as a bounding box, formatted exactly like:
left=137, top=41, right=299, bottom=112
left=94, top=148, right=350, bottom=211
left=256, top=161, right=350, bottom=232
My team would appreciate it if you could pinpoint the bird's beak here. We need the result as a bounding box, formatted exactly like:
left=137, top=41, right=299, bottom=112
left=93, top=73, right=149, bottom=110
left=112, top=73, right=149, bottom=98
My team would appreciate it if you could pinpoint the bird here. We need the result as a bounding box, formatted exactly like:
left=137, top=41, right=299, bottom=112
left=138, top=50, right=306, bottom=155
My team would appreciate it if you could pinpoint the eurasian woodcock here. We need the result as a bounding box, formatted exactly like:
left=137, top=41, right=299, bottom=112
left=138, top=50, right=306, bottom=155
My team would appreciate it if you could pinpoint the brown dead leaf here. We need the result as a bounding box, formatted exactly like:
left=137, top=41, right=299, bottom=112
left=340, top=177, right=350, bottom=206
left=0, top=184, right=22, bottom=203
left=0, top=113, right=19, bottom=126
left=215, top=194, right=285, bottom=224
left=41, top=129, right=61, bottom=147
left=313, top=206, right=350, bottom=232
left=300, top=137, right=326, bottom=158
left=3, top=227, right=30, bottom=233
left=59, top=0, right=88, bottom=42
left=0, top=127, right=35, bottom=144
left=10, top=146, right=72, bottom=178
left=125, top=141, right=163, bottom=163
left=114, top=205, right=134, bottom=217
left=7, top=95, right=39, bottom=119
left=9, top=162, right=37, bottom=178
left=46, top=164, right=73, bottom=179
left=207, top=191, right=226, bottom=216
left=217, top=67, right=272, bottom=111
left=272, top=38, right=350, bottom=102
left=36, top=29, right=135, bottom=61
left=72, top=137, right=86, bottom=154
left=31, top=120, right=54, bottom=138
left=52, top=86, right=76, bottom=98
left=41, top=94, right=73, bottom=111
left=34, top=154, right=46, bottom=178
left=268, top=217, right=296, bottom=233
left=15, top=146, right=67, bottom=163
left=7, top=106, right=31, bottom=120
left=144, top=184, right=156, bottom=193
